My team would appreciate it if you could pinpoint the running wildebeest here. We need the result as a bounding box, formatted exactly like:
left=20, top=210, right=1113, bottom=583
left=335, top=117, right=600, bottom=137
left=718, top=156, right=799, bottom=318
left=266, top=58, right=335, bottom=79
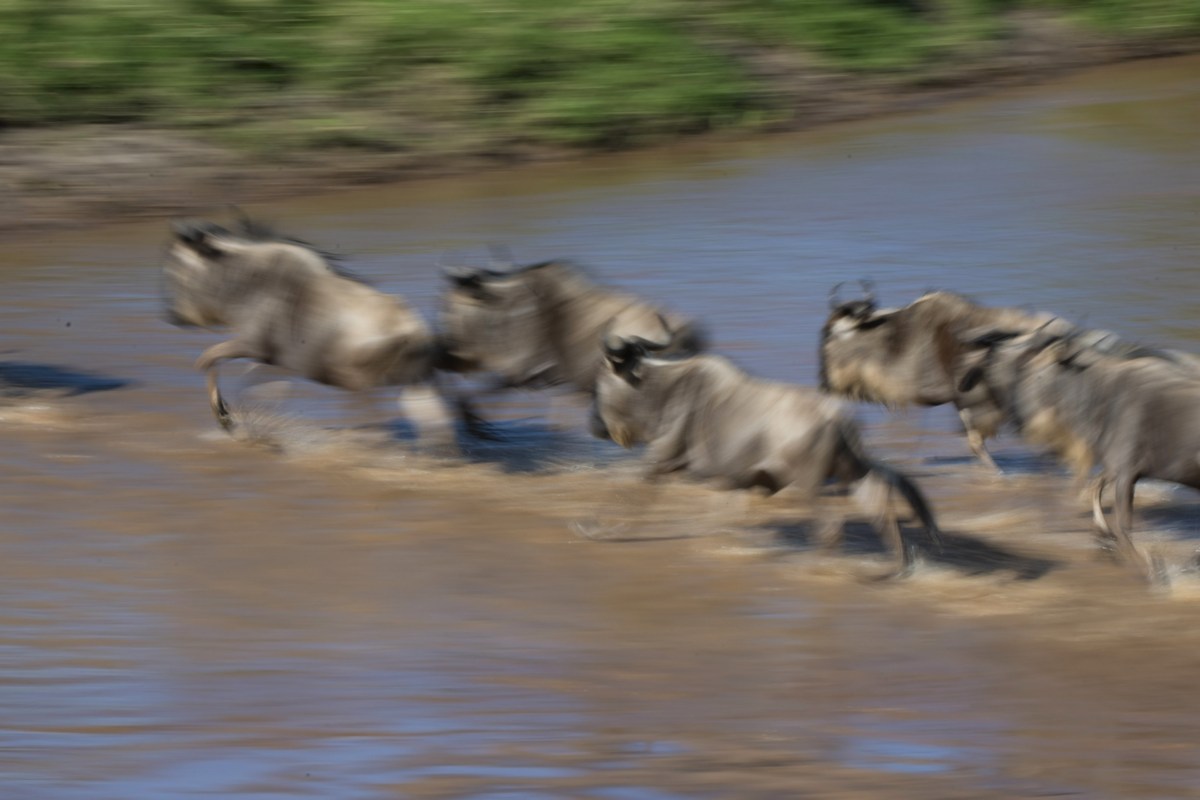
left=957, top=326, right=1200, bottom=583
left=439, top=258, right=705, bottom=424
left=819, top=285, right=1072, bottom=472
left=589, top=335, right=942, bottom=577
left=161, top=217, right=460, bottom=448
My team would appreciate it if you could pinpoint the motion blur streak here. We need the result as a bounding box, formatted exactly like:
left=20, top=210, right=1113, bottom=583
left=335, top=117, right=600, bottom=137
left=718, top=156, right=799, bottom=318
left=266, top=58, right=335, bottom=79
left=2, top=57, right=1200, bottom=798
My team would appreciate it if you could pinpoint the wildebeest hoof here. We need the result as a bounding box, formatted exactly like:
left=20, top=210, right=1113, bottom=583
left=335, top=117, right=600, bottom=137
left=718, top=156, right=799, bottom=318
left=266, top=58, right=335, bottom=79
left=216, top=411, right=236, bottom=433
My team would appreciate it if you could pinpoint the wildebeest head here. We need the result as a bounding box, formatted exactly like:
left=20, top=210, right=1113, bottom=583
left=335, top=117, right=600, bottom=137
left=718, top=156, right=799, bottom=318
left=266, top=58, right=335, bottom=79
left=955, top=321, right=1074, bottom=426
left=439, top=257, right=703, bottom=392
left=591, top=333, right=670, bottom=448
left=161, top=217, right=345, bottom=329
left=161, top=220, right=236, bottom=327
left=817, top=280, right=907, bottom=396
left=438, top=260, right=562, bottom=384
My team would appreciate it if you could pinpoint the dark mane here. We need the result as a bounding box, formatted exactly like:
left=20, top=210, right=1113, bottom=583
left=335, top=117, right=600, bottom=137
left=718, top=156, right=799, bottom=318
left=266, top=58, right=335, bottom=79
left=502, top=259, right=590, bottom=278
left=230, top=216, right=367, bottom=284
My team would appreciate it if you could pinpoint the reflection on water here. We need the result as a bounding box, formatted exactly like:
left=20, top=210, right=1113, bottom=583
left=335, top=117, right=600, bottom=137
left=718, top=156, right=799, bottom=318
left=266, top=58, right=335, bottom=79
left=3, top=56, right=1200, bottom=798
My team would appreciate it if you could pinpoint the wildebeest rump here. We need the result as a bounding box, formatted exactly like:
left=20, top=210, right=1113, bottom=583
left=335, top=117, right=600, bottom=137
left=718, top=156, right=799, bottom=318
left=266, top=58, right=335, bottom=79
left=439, top=259, right=705, bottom=420
left=161, top=217, right=457, bottom=447
left=819, top=286, right=1066, bottom=471
left=590, top=337, right=942, bottom=576
left=958, top=327, right=1200, bottom=582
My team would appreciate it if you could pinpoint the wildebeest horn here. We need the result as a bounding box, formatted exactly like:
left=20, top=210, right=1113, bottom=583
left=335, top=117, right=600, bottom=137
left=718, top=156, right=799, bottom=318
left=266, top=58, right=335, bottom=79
left=170, top=218, right=198, bottom=241
left=858, top=279, right=875, bottom=306
left=632, top=335, right=669, bottom=353
left=829, top=281, right=845, bottom=311
left=486, top=243, right=514, bottom=273
left=603, top=333, right=627, bottom=358
left=829, top=280, right=876, bottom=311
left=441, top=260, right=482, bottom=286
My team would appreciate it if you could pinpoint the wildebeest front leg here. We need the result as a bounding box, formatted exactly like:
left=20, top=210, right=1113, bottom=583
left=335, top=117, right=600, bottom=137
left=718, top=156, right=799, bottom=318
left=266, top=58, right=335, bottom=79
left=431, top=373, right=499, bottom=441
left=398, top=385, right=459, bottom=455
left=853, top=474, right=915, bottom=580
left=959, top=408, right=1000, bottom=474
left=809, top=490, right=845, bottom=554
left=195, top=340, right=262, bottom=432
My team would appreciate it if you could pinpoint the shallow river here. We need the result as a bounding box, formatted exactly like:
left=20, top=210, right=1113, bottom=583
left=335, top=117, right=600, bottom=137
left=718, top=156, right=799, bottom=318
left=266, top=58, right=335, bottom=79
left=3, top=56, right=1200, bottom=799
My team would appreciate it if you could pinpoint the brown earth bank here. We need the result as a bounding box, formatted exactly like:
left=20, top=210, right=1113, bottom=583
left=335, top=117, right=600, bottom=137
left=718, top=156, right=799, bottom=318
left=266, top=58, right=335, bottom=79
left=4, top=15, right=1198, bottom=238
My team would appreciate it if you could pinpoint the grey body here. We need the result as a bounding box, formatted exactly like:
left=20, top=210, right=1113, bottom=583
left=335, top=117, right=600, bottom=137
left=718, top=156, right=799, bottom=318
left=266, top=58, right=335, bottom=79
left=961, top=330, right=1200, bottom=580
left=439, top=260, right=704, bottom=397
left=819, top=289, right=1066, bottom=470
left=591, top=342, right=941, bottom=574
left=162, top=219, right=454, bottom=445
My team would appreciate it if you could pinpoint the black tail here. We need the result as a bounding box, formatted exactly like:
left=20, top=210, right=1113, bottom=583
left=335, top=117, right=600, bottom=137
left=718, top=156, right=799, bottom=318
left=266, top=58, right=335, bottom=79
left=865, top=459, right=943, bottom=552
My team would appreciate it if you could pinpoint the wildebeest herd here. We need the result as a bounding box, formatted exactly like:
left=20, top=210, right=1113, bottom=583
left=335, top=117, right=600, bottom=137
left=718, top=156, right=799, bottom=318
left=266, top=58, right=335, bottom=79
left=161, top=216, right=1200, bottom=586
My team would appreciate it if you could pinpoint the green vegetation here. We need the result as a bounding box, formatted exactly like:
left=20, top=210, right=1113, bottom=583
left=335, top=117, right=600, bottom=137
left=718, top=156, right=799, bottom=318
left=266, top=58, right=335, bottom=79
left=1, top=0, right=1196, bottom=154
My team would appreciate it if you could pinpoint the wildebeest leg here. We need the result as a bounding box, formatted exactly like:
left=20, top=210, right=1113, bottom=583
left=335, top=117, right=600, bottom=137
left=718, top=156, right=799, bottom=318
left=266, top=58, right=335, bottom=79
left=810, top=491, right=845, bottom=554
left=853, top=474, right=915, bottom=580
left=959, top=408, right=1000, bottom=474
left=1110, top=474, right=1162, bottom=584
left=195, top=340, right=262, bottom=432
left=1090, top=476, right=1118, bottom=556
left=397, top=385, right=459, bottom=455
left=431, top=373, right=498, bottom=440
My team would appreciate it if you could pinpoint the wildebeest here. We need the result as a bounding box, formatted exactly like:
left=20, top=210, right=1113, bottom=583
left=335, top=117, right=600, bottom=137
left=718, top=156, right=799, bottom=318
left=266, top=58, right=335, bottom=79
left=957, top=327, right=1200, bottom=583
left=161, top=217, right=459, bottom=448
left=819, top=285, right=1071, bottom=471
left=590, top=336, right=942, bottom=576
left=439, top=259, right=705, bottom=423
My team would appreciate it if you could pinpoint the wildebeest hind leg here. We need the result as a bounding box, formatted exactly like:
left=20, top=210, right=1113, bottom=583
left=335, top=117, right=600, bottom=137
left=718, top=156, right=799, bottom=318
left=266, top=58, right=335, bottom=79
left=854, top=476, right=915, bottom=580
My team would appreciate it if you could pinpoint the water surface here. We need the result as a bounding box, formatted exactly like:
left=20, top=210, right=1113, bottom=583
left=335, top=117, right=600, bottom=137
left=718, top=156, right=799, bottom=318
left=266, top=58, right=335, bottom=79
left=3, top=55, right=1200, bottom=799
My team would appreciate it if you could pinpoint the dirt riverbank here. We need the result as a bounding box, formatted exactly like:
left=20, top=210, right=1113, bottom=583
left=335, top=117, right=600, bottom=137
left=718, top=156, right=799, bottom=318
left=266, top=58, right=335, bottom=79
left=4, top=15, right=1197, bottom=237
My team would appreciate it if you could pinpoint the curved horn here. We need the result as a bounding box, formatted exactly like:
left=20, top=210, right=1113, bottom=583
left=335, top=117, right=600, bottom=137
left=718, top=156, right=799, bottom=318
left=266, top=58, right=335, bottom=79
left=858, top=279, right=875, bottom=306
left=603, top=333, right=629, bottom=359
left=486, top=243, right=514, bottom=274
left=633, top=335, right=669, bottom=353
left=829, top=281, right=848, bottom=311
left=441, top=259, right=482, bottom=285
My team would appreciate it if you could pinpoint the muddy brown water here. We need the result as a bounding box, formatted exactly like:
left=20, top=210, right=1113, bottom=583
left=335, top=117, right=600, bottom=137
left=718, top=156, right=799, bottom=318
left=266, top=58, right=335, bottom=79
left=3, top=56, right=1200, bottom=799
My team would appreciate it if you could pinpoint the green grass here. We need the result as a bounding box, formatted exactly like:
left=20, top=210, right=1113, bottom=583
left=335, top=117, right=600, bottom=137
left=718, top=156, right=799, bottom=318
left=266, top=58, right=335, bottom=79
left=0, top=0, right=1195, bottom=153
